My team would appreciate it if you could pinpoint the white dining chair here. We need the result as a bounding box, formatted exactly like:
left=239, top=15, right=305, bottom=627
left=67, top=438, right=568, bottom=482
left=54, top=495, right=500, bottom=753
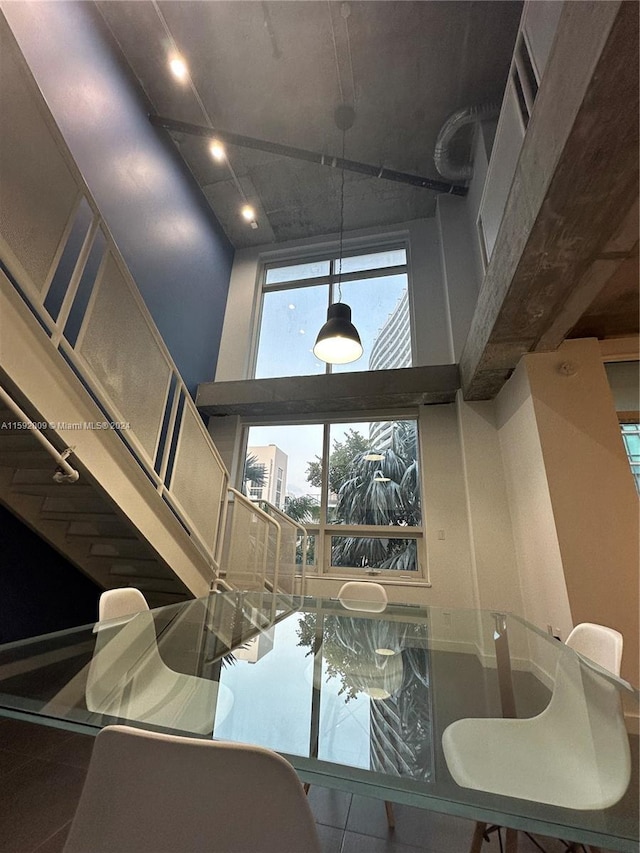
left=338, top=580, right=388, bottom=612
left=442, top=650, right=631, bottom=813
left=566, top=621, right=623, bottom=676
left=87, top=590, right=233, bottom=735
left=98, top=587, right=149, bottom=623
left=63, top=725, right=321, bottom=853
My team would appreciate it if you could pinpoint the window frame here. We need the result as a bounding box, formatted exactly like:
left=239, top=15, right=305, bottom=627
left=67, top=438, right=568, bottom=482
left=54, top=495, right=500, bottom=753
left=250, top=241, right=413, bottom=379
left=240, top=410, right=428, bottom=584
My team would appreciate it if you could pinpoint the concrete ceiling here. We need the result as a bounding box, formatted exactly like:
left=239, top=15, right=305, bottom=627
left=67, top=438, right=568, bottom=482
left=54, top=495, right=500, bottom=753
left=97, top=0, right=522, bottom=249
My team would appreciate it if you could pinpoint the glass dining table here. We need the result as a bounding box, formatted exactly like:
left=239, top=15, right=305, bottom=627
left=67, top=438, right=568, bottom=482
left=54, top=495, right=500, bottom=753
left=0, top=591, right=637, bottom=852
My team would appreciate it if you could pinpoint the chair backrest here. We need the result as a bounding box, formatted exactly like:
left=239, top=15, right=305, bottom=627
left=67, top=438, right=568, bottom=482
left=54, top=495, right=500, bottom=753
left=99, top=588, right=149, bottom=623
left=63, top=725, right=321, bottom=853
left=338, top=580, right=388, bottom=612
left=565, top=622, right=623, bottom=676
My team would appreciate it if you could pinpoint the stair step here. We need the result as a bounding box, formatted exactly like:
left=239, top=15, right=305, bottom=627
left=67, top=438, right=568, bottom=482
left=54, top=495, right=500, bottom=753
left=11, top=487, right=105, bottom=511
left=87, top=539, right=152, bottom=559
left=109, top=563, right=174, bottom=580
left=40, top=497, right=114, bottom=517
left=66, top=520, right=134, bottom=538
left=11, top=484, right=95, bottom=499
left=12, top=469, right=83, bottom=485
left=0, top=449, right=53, bottom=469
left=0, top=434, right=47, bottom=451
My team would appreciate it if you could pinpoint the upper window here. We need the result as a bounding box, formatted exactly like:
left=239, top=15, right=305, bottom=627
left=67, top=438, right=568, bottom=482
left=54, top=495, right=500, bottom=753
left=254, top=248, right=411, bottom=379
left=620, top=424, right=640, bottom=494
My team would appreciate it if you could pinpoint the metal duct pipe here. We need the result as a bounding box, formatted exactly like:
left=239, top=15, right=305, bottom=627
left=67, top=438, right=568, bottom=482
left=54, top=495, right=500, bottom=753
left=433, top=103, right=500, bottom=183
left=149, top=114, right=468, bottom=196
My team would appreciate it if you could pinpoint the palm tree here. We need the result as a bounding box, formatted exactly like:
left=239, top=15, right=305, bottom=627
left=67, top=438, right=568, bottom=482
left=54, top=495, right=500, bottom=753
left=331, top=421, right=420, bottom=571
left=242, top=453, right=267, bottom=496
left=283, top=494, right=320, bottom=524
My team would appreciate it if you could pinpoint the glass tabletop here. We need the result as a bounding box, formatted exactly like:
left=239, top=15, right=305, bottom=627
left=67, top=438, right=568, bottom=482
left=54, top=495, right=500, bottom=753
left=0, top=592, right=637, bottom=852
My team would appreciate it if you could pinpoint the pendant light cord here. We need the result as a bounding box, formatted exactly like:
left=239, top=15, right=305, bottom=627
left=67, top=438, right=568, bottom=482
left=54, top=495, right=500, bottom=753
left=337, top=125, right=346, bottom=303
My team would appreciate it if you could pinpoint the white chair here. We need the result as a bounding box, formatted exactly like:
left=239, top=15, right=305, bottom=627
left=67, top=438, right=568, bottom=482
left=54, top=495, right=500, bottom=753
left=98, top=587, right=149, bottom=623
left=338, top=580, right=388, bottom=612
left=442, top=650, right=631, bottom=812
left=566, top=621, right=623, bottom=676
left=87, top=590, right=233, bottom=735
left=63, top=725, right=321, bottom=853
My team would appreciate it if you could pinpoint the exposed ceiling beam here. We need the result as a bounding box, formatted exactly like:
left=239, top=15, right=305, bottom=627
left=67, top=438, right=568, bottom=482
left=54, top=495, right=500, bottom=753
left=149, top=114, right=468, bottom=196
left=460, top=1, right=639, bottom=400
left=196, top=365, right=459, bottom=418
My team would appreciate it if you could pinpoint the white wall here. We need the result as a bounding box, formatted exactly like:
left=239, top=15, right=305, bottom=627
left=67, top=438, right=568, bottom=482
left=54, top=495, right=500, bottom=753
left=496, top=361, right=573, bottom=640
left=523, top=339, right=639, bottom=685
left=457, top=395, right=524, bottom=615
left=215, top=217, right=453, bottom=382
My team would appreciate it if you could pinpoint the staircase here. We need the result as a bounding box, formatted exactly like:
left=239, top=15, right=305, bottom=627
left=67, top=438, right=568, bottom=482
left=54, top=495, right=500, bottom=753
left=0, top=407, right=191, bottom=608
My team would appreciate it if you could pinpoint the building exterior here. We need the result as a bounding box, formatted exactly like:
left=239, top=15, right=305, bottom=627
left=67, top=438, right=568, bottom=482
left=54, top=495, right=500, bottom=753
left=368, top=291, right=412, bottom=450
left=246, top=445, right=288, bottom=509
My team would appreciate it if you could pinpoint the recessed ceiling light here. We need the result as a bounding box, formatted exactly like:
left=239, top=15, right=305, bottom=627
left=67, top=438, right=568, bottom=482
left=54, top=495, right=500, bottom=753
left=169, top=56, right=188, bottom=81
left=373, top=472, right=391, bottom=482
left=375, top=648, right=396, bottom=656
left=364, top=453, right=384, bottom=461
left=288, top=304, right=295, bottom=310
left=241, top=204, right=256, bottom=223
left=209, top=140, right=226, bottom=162
left=299, top=329, right=305, bottom=335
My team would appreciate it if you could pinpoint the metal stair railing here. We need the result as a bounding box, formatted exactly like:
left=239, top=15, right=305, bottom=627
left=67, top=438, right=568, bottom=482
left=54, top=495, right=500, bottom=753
left=257, top=500, right=309, bottom=597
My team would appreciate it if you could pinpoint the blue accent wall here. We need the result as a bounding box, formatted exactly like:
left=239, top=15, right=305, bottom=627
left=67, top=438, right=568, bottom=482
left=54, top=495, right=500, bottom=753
left=3, top=1, right=234, bottom=395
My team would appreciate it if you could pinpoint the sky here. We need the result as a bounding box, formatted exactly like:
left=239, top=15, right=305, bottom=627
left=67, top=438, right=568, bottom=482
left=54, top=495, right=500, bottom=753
left=248, top=422, right=376, bottom=497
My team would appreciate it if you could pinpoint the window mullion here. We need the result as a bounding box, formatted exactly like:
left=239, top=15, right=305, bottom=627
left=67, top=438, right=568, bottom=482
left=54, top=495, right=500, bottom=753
left=318, top=422, right=331, bottom=573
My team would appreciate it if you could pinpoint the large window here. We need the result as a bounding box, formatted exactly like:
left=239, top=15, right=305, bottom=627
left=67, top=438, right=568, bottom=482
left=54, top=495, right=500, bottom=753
left=620, top=424, right=640, bottom=494
left=254, top=248, right=411, bottom=379
left=244, top=416, right=425, bottom=580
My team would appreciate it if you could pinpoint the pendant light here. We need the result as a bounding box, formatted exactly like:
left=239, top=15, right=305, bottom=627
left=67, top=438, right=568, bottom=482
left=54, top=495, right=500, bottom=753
left=313, top=106, right=363, bottom=365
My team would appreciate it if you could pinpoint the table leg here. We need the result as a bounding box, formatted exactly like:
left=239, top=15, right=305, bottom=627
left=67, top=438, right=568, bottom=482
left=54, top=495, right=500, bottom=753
left=505, top=827, right=518, bottom=852
left=469, top=822, right=487, bottom=853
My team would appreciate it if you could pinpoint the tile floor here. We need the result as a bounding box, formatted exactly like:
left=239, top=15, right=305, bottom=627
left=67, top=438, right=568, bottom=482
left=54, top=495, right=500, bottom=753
left=0, top=718, right=617, bottom=853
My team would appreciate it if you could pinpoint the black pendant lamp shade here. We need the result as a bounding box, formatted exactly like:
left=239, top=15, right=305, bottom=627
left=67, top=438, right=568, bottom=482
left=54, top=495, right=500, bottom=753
left=313, top=301, right=363, bottom=364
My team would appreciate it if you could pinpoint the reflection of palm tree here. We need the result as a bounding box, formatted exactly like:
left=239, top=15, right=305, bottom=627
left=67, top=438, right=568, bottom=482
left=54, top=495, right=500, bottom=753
left=243, top=453, right=267, bottom=496
left=332, top=421, right=420, bottom=570
left=296, top=613, right=433, bottom=782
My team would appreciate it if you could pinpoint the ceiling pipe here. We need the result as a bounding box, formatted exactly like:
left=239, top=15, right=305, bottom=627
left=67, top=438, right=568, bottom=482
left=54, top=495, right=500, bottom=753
left=433, top=103, right=500, bottom=183
left=149, top=114, right=468, bottom=196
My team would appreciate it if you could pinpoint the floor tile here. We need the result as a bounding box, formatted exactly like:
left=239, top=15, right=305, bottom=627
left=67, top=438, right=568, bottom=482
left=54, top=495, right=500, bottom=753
left=341, top=830, right=425, bottom=853
left=0, top=748, right=35, bottom=781
left=31, top=823, right=71, bottom=853
left=41, top=733, right=95, bottom=770
left=0, top=719, right=73, bottom=759
left=308, top=785, right=352, bottom=828
left=0, top=758, right=86, bottom=853
left=347, top=795, right=477, bottom=850
left=316, top=823, right=344, bottom=853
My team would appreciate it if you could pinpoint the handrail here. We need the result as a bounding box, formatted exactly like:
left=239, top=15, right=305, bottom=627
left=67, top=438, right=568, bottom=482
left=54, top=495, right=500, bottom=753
left=222, top=489, right=282, bottom=596
left=257, top=500, right=309, bottom=596
left=0, top=385, right=79, bottom=483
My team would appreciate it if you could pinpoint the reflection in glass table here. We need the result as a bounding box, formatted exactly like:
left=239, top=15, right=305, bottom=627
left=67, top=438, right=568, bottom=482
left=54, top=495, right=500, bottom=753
left=0, top=592, right=637, bottom=852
